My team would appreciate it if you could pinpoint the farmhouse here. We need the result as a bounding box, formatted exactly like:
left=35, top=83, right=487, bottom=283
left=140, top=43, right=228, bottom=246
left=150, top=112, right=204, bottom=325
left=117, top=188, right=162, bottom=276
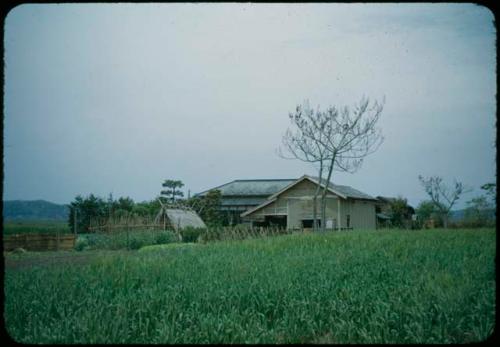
left=197, top=175, right=378, bottom=230
left=241, top=175, right=378, bottom=230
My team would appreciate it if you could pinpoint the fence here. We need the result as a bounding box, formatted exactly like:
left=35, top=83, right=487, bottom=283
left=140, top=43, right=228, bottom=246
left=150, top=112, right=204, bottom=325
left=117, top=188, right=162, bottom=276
left=88, top=215, right=162, bottom=233
left=85, top=214, right=175, bottom=250
left=81, top=223, right=293, bottom=249
left=4, top=233, right=76, bottom=252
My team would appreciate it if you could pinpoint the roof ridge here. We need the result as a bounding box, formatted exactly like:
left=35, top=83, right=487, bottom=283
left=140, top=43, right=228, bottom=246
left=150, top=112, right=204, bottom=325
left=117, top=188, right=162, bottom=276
left=305, top=175, right=343, bottom=186
left=233, top=178, right=297, bottom=182
left=305, top=175, right=362, bottom=189
left=195, top=178, right=297, bottom=196
left=194, top=179, right=238, bottom=196
left=305, top=175, right=376, bottom=200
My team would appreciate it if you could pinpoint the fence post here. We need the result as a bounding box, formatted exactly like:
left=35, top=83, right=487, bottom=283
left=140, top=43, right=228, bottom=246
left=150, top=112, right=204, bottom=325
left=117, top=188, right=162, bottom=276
left=151, top=221, right=155, bottom=243
left=73, top=208, right=77, bottom=236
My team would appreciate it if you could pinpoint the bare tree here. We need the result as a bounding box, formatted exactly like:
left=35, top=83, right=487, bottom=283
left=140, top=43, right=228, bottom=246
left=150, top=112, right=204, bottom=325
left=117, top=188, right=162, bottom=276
left=418, top=175, right=470, bottom=228
left=278, top=101, right=331, bottom=231
left=280, top=97, right=384, bottom=232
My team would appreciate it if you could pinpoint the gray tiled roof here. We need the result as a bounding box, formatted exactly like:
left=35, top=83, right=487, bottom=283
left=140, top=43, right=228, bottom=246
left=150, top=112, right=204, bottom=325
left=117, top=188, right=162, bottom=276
left=221, top=196, right=268, bottom=206
left=197, top=176, right=377, bottom=202
left=305, top=176, right=377, bottom=201
left=196, top=179, right=296, bottom=197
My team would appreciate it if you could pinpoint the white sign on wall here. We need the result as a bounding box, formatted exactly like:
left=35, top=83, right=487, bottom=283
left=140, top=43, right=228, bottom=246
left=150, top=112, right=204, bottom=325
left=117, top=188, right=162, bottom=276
left=326, top=219, right=333, bottom=229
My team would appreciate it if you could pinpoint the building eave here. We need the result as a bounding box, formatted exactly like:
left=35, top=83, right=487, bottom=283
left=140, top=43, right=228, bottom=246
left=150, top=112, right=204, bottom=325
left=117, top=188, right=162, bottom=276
left=240, top=198, right=277, bottom=217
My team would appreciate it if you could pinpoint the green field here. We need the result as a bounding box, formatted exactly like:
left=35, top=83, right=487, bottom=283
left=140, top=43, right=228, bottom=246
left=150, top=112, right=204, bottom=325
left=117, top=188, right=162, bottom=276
left=3, top=220, right=71, bottom=235
left=4, top=228, right=495, bottom=343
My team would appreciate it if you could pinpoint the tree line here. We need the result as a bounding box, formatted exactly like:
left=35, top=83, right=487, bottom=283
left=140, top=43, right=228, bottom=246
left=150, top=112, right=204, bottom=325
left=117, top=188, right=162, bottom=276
left=415, top=179, right=495, bottom=228
left=376, top=178, right=495, bottom=229
left=69, top=181, right=225, bottom=233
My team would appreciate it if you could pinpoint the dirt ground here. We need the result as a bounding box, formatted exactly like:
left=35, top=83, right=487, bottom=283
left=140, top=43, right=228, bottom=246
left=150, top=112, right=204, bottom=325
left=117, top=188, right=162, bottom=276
left=3, top=250, right=122, bottom=271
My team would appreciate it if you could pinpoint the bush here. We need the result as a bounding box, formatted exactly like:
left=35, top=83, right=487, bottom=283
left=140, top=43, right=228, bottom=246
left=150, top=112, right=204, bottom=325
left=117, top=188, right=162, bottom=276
left=410, top=220, right=422, bottom=230
left=74, top=238, right=89, bottom=251
left=82, top=232, right=121, bottom=250
left=155, top=231, right=177, bottom=245
left=128, top=237, right=145, bottom=250
left=128, top=231, right=174, bottom=250
left=78, top=230, right=179, bottom=250
left=180, top=227, right=206, bottom=243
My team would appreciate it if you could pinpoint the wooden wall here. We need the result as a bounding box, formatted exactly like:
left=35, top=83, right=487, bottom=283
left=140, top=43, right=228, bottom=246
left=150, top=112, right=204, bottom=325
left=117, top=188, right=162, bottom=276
left=3, top=233, right=76, bottom=251
left=244, top=178, right=377, bottom=230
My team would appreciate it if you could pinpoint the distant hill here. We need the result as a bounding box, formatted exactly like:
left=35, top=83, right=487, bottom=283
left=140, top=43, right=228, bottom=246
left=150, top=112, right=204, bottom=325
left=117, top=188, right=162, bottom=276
left=3, top=200, right=69, bottom=221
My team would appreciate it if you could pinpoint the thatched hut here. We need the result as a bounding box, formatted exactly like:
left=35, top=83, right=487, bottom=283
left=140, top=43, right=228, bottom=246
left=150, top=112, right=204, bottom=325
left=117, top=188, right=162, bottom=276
left=155, top=207, right=206, bottom=231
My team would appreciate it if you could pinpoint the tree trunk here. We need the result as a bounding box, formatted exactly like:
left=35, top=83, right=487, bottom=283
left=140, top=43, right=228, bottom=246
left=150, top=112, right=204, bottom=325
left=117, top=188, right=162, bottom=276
left=312, top=195, right=318, bottom=231
left=312, top=162, right=323, bottom=232
left=320, top=155, right=336, bottom=232
left=321, top=196, right=327, bottom=232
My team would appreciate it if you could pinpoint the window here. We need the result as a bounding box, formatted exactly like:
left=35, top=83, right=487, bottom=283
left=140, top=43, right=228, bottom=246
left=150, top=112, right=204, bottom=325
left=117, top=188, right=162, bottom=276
left=302, top=219, right=321, bottom=228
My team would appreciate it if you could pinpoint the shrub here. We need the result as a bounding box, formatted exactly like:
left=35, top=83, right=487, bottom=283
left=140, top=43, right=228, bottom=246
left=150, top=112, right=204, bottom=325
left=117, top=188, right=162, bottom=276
left=128, top=237, right=145, bottom=250
left=74, top=238, right=89, bottom=251
left=82, top=233, right=103, bottom=249
left=180, top=227, right=205, bottom=243
left=155, top=231, right=177, bottom=245
left=77, top=230, right=180, bottom=250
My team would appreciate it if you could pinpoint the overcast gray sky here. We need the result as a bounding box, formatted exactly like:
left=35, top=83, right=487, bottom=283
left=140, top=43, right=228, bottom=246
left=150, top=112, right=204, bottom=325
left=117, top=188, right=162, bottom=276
left=3, top=3, right=496, bottom=209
